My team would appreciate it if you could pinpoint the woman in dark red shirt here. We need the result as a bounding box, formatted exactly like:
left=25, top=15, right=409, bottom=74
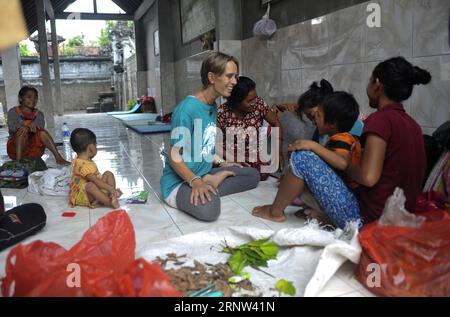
left=217, top=76, right=282, bottom=180
left=348, top=57, right=431, bottom=224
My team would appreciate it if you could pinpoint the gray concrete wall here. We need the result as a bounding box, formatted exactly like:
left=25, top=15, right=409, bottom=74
left=0, top=81, right=112, bottom=112
left=156, top=0, right=243, bottom=112
left=123, top=54, right=138, bottom=106
left=159, top=0, right=176, bottom=113
left=215, top=0, right=242, bottom=41
left=0, top=57, right=113, bottom=112
left=136, top=0, right=206, bottom=114
left=141, top=1, right=162, bottom=114
left=134, top=19, right=149, bottom=97
left=17, top=57, right=113, bottom=80
left=169, top=0, right=204, bottom=62
left=0, top=46, right=22, bottom=112
left=241, top=0, right=368, bottom=39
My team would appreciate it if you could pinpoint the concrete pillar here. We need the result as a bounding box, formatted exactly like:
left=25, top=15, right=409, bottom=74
left=35, top=0, right=55, bottom=128
left=212, top=0, right=243, bottom=74
left=134, top=20, right=148, bottom=97
left=214, top=0, right=242, bottom=41
left=1, top=45, right=22, bottom=112
left=214, top=0, right=243, bottom=63
left=50, top=19, right=63, bottom=116
left=158, top=0, right=175, bottom=114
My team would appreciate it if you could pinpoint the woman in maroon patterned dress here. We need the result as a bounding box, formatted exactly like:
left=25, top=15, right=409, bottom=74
left=217, top=77, right=282, bottom=181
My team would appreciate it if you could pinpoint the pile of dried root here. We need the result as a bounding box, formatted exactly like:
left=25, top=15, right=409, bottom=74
left=154, top=253, right=258, bottom=297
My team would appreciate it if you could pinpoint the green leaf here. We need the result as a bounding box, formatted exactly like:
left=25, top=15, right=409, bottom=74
left=245, top=246, right=270, bottom=259
left=223, top=238, right=280, bottom=277
left=228, top=250, right=247, bottom=276
left=259, top=243, right=279, bottom=259
left=246, top=238, right=271, bottom=247
left=275, top=279, right=296, bottom=296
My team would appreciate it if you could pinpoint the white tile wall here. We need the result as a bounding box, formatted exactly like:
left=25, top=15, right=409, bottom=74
left=240, top=1, right=450, bottom=130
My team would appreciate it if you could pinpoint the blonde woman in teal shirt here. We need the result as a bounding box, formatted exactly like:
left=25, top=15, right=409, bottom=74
left=161, top=52, right=260, bottom=222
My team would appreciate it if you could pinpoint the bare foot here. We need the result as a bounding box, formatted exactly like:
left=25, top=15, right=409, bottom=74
left=202, top=171, right=236, bottom=189
left=110, top=197, right=120, bottom=209
left=56, top=158, right=71, bottom=166
left=115, top=189, right=123, bottom=198
left=252, top=205, right=286, bottom=222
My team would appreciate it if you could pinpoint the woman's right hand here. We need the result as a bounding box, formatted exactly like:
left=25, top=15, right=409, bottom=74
left=28, top=123, right=37, bottom=133
left=273, top=104, right=298, bottom=113
left=190, top=179, right=217, bottom=206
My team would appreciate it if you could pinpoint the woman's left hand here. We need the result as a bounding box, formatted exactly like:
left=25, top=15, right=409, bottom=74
left=288, top=140, right=317, bottom=152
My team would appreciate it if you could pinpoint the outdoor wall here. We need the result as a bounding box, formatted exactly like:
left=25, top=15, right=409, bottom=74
left=141, top=0, right=163, bottom=114
left=170, top=0, right=204, bottom=62
left=123, top=54, right=138, bottom=106
left=160, top=0, right=243, bottom=113
left=138, top=0, right=212, bottom=114
left=0, top=57, right=113, bottom=112
left=240, top=0, right=450, bottom=133
left=159, top=0, right=176, bottom=113
left=0, top=81, right=112, bottom=113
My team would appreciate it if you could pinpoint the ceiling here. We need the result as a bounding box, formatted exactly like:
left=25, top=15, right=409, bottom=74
left=20, top=0, right=144, bottom=35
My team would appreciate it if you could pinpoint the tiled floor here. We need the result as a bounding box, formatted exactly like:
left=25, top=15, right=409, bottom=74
left=0, top=113, right=375, bottom=297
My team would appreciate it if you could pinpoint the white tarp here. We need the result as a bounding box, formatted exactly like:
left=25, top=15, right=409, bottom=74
left=138, top=221, right=361, bottom=297
left=28, top=166, right=71, bottom=197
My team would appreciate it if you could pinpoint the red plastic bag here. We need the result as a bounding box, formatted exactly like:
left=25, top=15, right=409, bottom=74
left=1, top=210, right=182, bottom=297
left=357, top=209, right=450, bottom=297
left=116, top=259, right=181, bottom=297
left=416, top=191, right=447, bottom=211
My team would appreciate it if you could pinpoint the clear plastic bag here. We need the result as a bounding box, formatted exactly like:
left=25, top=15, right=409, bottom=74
left=379, top=187, right=425, bottom=228
left=253, top=4, right=277, bottom=39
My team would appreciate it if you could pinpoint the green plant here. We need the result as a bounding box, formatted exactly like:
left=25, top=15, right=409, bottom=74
left=88, top=40, right=99, bottom=47
left=127, top=99, right=137, bottom=110
left=98, top=21, right=117, bottom=48
left=67, top=35, right=84, bottom=48
left=19, top=42, right=31, bottom=57
left=60, top=46, right=75, bottom=56
left=222, top=238, right=279, bottom=276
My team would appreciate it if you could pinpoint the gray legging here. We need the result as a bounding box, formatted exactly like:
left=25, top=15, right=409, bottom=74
left=279, top=112, right=323, bottom=211
left=175, top=166, right=260, bottom=222
left=279, top=111, right=316, bottom=169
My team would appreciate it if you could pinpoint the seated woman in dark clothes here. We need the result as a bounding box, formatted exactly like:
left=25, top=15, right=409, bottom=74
left=348, top=57, right=431, bottom=224
left=217, top=76, right=282, bottom=180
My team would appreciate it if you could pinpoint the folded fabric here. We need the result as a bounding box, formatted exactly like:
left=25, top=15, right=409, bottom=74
left=28, top=166, right=71, bottom=197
